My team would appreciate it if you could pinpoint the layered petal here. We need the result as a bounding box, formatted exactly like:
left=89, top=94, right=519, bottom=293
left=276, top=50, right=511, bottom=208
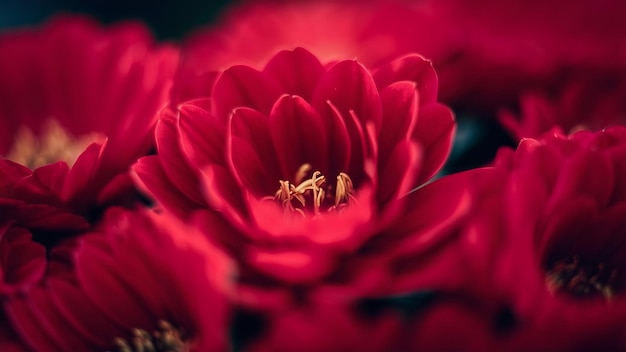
left=0, top=15, right=179, bottom=235
left=3, top=209, right=232, bottom=351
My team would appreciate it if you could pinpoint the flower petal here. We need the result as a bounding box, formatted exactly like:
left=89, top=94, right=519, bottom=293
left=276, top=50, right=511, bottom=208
left=373, top=54, right=438, bottom=105
left=213, top=65, right=282, bottom=118
left=412, top=103, right=455, bottom=183
left=269, top=95, right=328, bottom=178
left=177, top=100, right=226, bottom=167
left=263, top=47, right=325, bottom=101
left=313, top=59, right=382, bottom=131
left=378, top=81, right=419, bottom=163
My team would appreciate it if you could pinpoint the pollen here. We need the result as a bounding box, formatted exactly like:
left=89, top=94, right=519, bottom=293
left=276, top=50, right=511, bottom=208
left=108, top=320, right=190, bottom=352
left=4, top=119, right=104, bottom=169
left=545, top=255, right=618, bottom=300
left=268, top=163, right=356, bottom=216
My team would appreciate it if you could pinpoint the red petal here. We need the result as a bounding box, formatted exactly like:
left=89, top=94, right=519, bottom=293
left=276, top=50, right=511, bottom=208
left=318, top=100, right=352, bottom=177
left=263, top=48, right=325, bottom=101
left=229, top=135, right=277, bottom=196
left=547, top=148, right=614, bottom=212
left=47, top=278, right=124, bottom=348
left=76, top=236, right=155, bottom=331
left=269, top=95, right=328, bottom=178
left=378, top=81, right=419, bottom=163
left=5, top=295, right=70, bottom=352
left=313, top=59, right=382, bottom=131
left=382, top=171, right=473, bottom=259
left=230, top=108, right=281, bottom=193
left=61, top=142, right=102, bottom=204
left=177, top=102, right=226, bottom=167
left=212, top=65, right=282, bottom=118
left=200, top=165, right=249, bottom=226
left=412, top=103, right=455, bottom=183
left=377, top=140, right=421, bottom=205
left=373, top=54, right=438, bottom=105
left=154, top=115, right=204, bottom=205
left=132, top=156, right=202, bottom=218
left=246, top=247, right=335, bottom=284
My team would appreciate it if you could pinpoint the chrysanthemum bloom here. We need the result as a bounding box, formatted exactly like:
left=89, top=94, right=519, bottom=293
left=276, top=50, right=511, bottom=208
left=2, top=209, right=232, bottom=351
left=499, top=72, right=626, bottom=140
left=172, top=1, right=463, bottom=103
left=135, top=47, right=461, bottom=300
left=431, top=0, right=626, bottom=112
left=0, top=15, right=179, bottom=219
left=450, top=127, right=626, bottom=350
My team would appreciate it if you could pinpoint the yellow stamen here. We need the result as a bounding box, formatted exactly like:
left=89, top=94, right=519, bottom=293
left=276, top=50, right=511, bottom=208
left=270, top=165, right=355, bottom=216
left=4, top=119, right=104, bottom=169
left=335, top=172, right=355, bottom=207
left=545, top=255, right=618, bottom=300
left=108, top=320, right=189, bottom=352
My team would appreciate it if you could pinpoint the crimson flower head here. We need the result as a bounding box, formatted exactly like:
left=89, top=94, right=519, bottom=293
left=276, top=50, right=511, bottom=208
left=430, top=0, right=626, bottom=111
left=0, top=16, right=179, bottom=219
left=499, top=73, right=626, bottom=140
left=452, top=127, right=626, bottom=350
left=2, top=209, right=232, bottom=351
left=135, top=47, right=457, bottom=295
left=172, top=1, right=462, bottom=103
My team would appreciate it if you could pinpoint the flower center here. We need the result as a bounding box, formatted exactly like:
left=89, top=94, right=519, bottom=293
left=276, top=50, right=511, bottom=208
left=109, top=320, right=190, bottom=352
left=545, top=255, right=618, bottom=300
left=4, top=119, right=104, bottom=169
left=267, top=163, right=356, bottom=217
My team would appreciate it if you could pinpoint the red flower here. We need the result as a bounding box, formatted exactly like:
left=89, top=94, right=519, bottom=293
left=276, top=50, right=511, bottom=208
left=2, top=209, right=232, bottom=351
left=239, top=293, right=404, bottom=352
left=0, top=15, right=179, bottom=218
left=499, top=72, right=626, bottom=140
left=135, top=47, right=459, bottom=296
left=454, top=127, right=626, bottom=349
left=172, top=1, right=462, bottom=103
left=431, top=0, right=626, bottom=111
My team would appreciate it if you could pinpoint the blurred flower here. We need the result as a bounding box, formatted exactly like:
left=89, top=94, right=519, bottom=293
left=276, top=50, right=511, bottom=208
left=238, top=292, right=404, bottom=352
left=0, top=15, right=179, bottom=220
left=499, top=72, right=626, bottom=140
left=172, top=0, right=463, bottom=103
left=3, top=209, right=232, bottom=351
left=432, top=0, right=626, bottom=112
left=451, top=127, right=626, bottom=350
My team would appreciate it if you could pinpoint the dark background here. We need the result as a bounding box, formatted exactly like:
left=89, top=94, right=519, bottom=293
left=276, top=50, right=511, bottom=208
left=0, top=0, right=235, bottom=39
